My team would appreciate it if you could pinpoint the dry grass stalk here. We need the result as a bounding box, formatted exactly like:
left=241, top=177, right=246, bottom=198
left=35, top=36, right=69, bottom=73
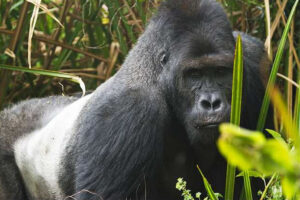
left=264, top=0, right=272, bottom=60
left=275, top=0, right=300, bottom=69
left=26, top=0, right=63, bottom=68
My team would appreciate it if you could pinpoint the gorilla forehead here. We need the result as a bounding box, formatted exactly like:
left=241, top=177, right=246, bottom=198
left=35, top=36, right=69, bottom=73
left=159, top=0, right=227, bottom=20
left=151, top=0, right=235, bottom=54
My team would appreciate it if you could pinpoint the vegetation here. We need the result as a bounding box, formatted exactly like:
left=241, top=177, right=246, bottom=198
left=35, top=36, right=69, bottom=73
left=0, top=0, right=300, bottom=199
left=0, top=0, right=160, bottom=107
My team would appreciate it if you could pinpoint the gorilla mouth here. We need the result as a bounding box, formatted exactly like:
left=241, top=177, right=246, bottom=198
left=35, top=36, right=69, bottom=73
left=194, top=122, right=221, bottom=129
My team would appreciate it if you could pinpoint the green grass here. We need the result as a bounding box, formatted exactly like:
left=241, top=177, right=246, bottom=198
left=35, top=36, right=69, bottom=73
left=224, top=34, right=244, bottom=200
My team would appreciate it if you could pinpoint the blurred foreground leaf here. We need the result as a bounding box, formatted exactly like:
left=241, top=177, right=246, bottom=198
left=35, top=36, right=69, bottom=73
left=218, top=123, right=300, bottom=199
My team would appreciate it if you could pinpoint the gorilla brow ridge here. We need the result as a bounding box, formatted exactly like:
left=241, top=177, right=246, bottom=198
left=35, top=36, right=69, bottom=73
left=181, top=53, right=234, bottom=70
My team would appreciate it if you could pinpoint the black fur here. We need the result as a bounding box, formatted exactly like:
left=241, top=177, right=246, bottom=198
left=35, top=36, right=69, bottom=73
left=0, top=0, right=272, bottom=200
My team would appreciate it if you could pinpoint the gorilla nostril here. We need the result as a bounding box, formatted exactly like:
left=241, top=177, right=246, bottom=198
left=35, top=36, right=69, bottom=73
left=201, top=100, right=212, bottom=110
left=212, top=99, right=221, bottom=110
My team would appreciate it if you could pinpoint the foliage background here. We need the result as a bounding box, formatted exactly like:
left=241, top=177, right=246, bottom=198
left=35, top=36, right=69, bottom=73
left=0, top=0, right=299, bottom=110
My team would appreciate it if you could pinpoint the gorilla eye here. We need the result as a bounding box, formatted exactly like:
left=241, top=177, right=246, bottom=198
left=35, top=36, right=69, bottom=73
left=186, top=68, right=202, bottom=78
left=217, top=69, right=225, bottom=74
left=160, top=52, right=169, bottom=66
left=216, top=67, right=229, bottom=74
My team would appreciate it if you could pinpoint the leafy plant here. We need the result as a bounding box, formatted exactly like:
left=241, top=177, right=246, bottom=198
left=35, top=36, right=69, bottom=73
left=176, top=178, right=221, bottom=200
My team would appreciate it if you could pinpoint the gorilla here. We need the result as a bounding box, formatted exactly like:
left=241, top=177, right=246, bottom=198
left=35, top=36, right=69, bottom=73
left=0, top=0, right=272, bottom=199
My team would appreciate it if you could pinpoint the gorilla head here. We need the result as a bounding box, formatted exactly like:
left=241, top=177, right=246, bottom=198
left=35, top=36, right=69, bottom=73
left=152, top=0, right=236, bottom=146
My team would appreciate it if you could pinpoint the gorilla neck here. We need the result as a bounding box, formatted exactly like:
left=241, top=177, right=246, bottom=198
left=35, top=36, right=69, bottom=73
left=160, top=124, right=224, bottom=199
left=192, top=141, right=219, bottom=170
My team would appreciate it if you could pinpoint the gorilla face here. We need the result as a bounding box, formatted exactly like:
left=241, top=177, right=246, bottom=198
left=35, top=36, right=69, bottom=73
left=170, top=46, right=234, bottom=146
left=176, top=53, right=233, bottom=146
left=153, top=0, right=238, bottom=148
left=158, top=26, right=235, bottom=147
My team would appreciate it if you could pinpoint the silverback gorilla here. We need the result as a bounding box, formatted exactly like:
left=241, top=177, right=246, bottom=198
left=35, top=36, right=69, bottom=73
left=0, top=0, right=272, bottom=199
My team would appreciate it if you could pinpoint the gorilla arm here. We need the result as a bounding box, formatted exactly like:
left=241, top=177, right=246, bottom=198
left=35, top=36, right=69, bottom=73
left=0, top=95, right=77, bottom=200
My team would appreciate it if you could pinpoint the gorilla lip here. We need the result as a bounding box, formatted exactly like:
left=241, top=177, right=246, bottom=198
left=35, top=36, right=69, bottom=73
left=194, top=122, right=221, bottom=129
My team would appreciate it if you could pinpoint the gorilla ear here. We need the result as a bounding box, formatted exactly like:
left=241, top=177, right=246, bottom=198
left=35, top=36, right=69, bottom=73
left=160, top=51, right=169, bottom=66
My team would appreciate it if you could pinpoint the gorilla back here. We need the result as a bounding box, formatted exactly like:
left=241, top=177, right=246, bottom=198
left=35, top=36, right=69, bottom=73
left=0, top=0, right=271, bottom=199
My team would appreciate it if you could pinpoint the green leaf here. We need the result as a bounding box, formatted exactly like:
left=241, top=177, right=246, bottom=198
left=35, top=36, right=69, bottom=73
left=225, top=34, right=244, bottom=200
left=266, top=129, right=286, bottom=143
left=236, top=171, right=264, bottom=179
left=197, top=166, right=218, bottom=200
left=258, top=140, right=293, bottom=174
left=218, top=139, right=253, bottom=170
left=219, top=124, right=295, bottom=176
left=220, top=123, right=266, bottom=144
left=230, top=34, right=243, bottom=126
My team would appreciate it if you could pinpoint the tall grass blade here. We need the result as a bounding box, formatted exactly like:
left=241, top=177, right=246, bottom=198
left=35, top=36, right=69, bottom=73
left=225, top=35, right=245, bottom=200
left=230, top=35, right=243, bottom=126
left=256, top=0, right=299, bottom=131
left=197, top=166, right=218, bottom=200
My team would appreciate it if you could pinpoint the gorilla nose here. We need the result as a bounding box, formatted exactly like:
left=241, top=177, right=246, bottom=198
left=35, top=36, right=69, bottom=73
left=201, top=99, right=221, bottom=110
left=199, top=93, right=224, bottom=112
